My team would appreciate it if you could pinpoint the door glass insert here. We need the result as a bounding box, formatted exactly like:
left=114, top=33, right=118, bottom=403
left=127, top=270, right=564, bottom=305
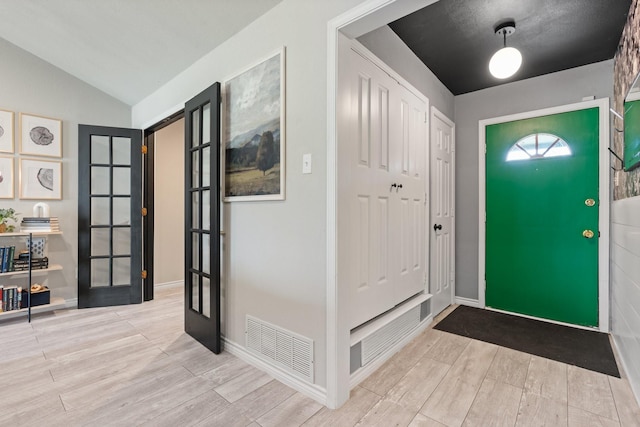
left=113, top=228, right=131, bottom=256
left=113, top=258, right=131, bottom=286
left=112, top=137, right=131, bottom=165
left=113, top=198, right=130, bottom=225
left=91, top=259, right=110, bottom=287
left=91, top=229, right=110, bottom=256
left=202, top=276, right=211, bottom=318
left=113, top=167, right=131, bottom=194
left=192, top=272, right=200, bottom=311
left=91, top=198, right=110, bottom=225
left=91, top=167, right=110, bottom=194
left=506, top=133, right=571, bottom=161
left=91, top=135, right=110, bottom=164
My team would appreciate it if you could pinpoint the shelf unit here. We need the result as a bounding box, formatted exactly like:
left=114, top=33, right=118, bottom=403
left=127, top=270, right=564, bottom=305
left=0, top=231, right=63, bottom=322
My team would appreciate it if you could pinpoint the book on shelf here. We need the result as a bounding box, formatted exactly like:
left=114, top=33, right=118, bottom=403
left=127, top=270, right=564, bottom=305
left=0, top=246, right=15, bottom=273
left=0, top=286, right=22, bottom=312
left=20, top=217, right=60, bottom=232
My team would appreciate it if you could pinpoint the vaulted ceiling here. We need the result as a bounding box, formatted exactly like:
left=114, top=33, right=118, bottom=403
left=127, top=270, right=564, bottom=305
left=0, top=0, right=284, bottom=105
left=388, top=0, right=632, bottom=95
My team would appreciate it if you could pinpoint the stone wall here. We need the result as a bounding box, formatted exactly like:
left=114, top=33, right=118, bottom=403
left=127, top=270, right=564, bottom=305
left=613, top=0, right=640, bottom=199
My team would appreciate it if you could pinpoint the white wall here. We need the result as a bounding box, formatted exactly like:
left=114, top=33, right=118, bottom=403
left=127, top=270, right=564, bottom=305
left=357, top=25, right=454, bottom=120
left=132, top=0, right=366, bottom=389
left=154, top=119, right=185, bottom=286
left=453, top=60, right=614, bottom=300
left=0, top=37, right=131, bottom=302
left=611, top=196, right=640, bottom=403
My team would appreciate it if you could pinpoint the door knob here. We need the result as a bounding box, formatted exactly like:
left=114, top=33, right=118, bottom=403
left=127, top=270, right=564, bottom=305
left=433, top=224, right=442, bottom=231
left=582, top=229, right=595, bottom=239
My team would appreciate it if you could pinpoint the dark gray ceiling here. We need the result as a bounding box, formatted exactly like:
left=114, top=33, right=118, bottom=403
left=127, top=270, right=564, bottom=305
left=388, top=0, right=631, bottom=95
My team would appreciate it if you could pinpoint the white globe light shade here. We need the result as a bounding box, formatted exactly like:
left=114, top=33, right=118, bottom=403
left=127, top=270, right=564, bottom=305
left=489, top=46, right=522, bottom=79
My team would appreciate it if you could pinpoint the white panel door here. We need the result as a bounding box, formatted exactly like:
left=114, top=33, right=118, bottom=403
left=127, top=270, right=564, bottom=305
left=346, top=51, right=396, bottom=329
left=430, top=108, right=455, bottom=316
left=341, top=45, right=429, bottom=329
left=392, top=84, right=427, bottom=304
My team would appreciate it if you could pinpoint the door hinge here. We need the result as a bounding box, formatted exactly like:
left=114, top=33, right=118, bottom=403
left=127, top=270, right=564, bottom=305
left=141, top=145, right=148, bottom=154
left=142, top=207, right=148, bottom=217
left=424, top=112, right=427, bottom=123
left=142, top=270, right=148, bottom=279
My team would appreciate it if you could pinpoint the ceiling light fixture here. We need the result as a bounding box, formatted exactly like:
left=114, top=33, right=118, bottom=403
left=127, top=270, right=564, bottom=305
left=489, top=21, right=522, bottom=79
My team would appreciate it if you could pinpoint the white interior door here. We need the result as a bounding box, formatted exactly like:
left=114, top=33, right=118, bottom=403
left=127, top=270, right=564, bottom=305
left=339, top=42, right=428, bottom=329
left=429, top=107, right=455, bottom=316
left=393, top=84, right=427, bottom=305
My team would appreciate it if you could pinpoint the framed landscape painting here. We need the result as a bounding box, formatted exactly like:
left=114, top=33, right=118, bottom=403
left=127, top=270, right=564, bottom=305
left=20, top=113, right=62, bottom=158
left=223, top=48, right=285, bottom=201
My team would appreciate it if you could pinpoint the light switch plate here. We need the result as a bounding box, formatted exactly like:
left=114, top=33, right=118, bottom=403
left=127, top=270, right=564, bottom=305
left=303, top=153, right=312, bottom=174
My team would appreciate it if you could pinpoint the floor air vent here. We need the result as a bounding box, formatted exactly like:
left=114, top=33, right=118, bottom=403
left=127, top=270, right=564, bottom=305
left=361, top=305, right=421, bottom=366
left=246, top=315, right=314, bottom=383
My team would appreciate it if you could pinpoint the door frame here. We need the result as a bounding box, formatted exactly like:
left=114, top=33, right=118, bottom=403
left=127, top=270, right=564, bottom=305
left=327, top=0, right=440, bottom=409
left=142, top=109, right=185, bottom=301
left=478, top=98, right=610, bottom=332
left=429, top=106, right=455, bottom=315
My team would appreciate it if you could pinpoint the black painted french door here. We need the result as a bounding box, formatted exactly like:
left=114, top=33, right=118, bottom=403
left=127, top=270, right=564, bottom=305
left=184, top=83, right=221, bottom=353
left=78, top=125, right=142, bottom=308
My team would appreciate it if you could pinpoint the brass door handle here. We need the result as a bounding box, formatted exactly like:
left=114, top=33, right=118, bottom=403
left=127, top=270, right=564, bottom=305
left=582, top=229, right=595, bottom=239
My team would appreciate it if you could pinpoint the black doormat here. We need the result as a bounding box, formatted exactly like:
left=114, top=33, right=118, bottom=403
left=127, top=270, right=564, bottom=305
left=434, top=305, right=620, bottom=377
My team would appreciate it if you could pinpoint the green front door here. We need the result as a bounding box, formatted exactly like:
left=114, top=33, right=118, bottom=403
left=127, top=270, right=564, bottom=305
left=485, top=108, right=599, bottom=327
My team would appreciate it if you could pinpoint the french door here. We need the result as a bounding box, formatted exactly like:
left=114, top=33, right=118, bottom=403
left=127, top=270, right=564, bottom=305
left=78, top=125, right=142, bottom=307
left=184, top=83, right=222, bottom=353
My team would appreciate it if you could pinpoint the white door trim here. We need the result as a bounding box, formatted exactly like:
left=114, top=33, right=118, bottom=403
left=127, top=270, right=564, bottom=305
left=430, top=106, right=456, bottom=314
left=478, top=98, right=610, bottom=332
left=326, top=0, right=439, bottom=409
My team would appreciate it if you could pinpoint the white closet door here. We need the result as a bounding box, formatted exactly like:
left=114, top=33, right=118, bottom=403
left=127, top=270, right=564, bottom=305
left=347, top=51, right=396, bottom=329
left=342, top=46, right=429, bottom=329
left=391, top=84, right=427, bottom=304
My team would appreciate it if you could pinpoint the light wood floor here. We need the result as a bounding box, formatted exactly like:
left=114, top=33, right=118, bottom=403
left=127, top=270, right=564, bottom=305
left=1, top=285, right=639, bottom=427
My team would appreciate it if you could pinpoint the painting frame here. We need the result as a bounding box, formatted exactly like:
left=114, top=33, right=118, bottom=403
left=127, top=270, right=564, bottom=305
left=20, top=113, right=63, bottom=158
left=19, top=158, right=62, bottom=200
left=0, top=109, right=14, bottom=153
left=223, top=47, right=286, bottom=202
left=0, top=156, right=14, bottom=199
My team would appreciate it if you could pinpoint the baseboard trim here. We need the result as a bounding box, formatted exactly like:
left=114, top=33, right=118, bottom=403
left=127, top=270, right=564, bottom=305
left=349, top=314, right=432, bottom=389
left=612, top=335, right=640, bottom=408
left=455, top=297, right=480, bottom=308
left=223, top=338, right=327, bottom=406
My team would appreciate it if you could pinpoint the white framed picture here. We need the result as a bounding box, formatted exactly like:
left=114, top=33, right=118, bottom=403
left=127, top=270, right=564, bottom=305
left=19, top=158, right=62, bottom=200
left=0, top=109, right=14, bottom=153
left=0, top=156, right=14, bottom=199
left=223, top=47, right=286, bottom=201
left=20, top=113, right=62, bottom=158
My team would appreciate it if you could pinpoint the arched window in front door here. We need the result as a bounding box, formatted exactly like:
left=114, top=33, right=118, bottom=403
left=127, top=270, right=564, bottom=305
left=506, top=133, right=572, bottom=161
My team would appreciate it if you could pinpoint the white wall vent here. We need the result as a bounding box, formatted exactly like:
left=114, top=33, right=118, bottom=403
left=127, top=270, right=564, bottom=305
left=361, top=305, right=421, bottom=366
left=246, top=315, right=314, bottom=383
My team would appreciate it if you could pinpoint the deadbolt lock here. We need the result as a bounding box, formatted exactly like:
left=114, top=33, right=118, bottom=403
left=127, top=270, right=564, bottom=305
left=585, top=198, right=596, bottom=207
left=582, top=229, right=595, bottom=239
